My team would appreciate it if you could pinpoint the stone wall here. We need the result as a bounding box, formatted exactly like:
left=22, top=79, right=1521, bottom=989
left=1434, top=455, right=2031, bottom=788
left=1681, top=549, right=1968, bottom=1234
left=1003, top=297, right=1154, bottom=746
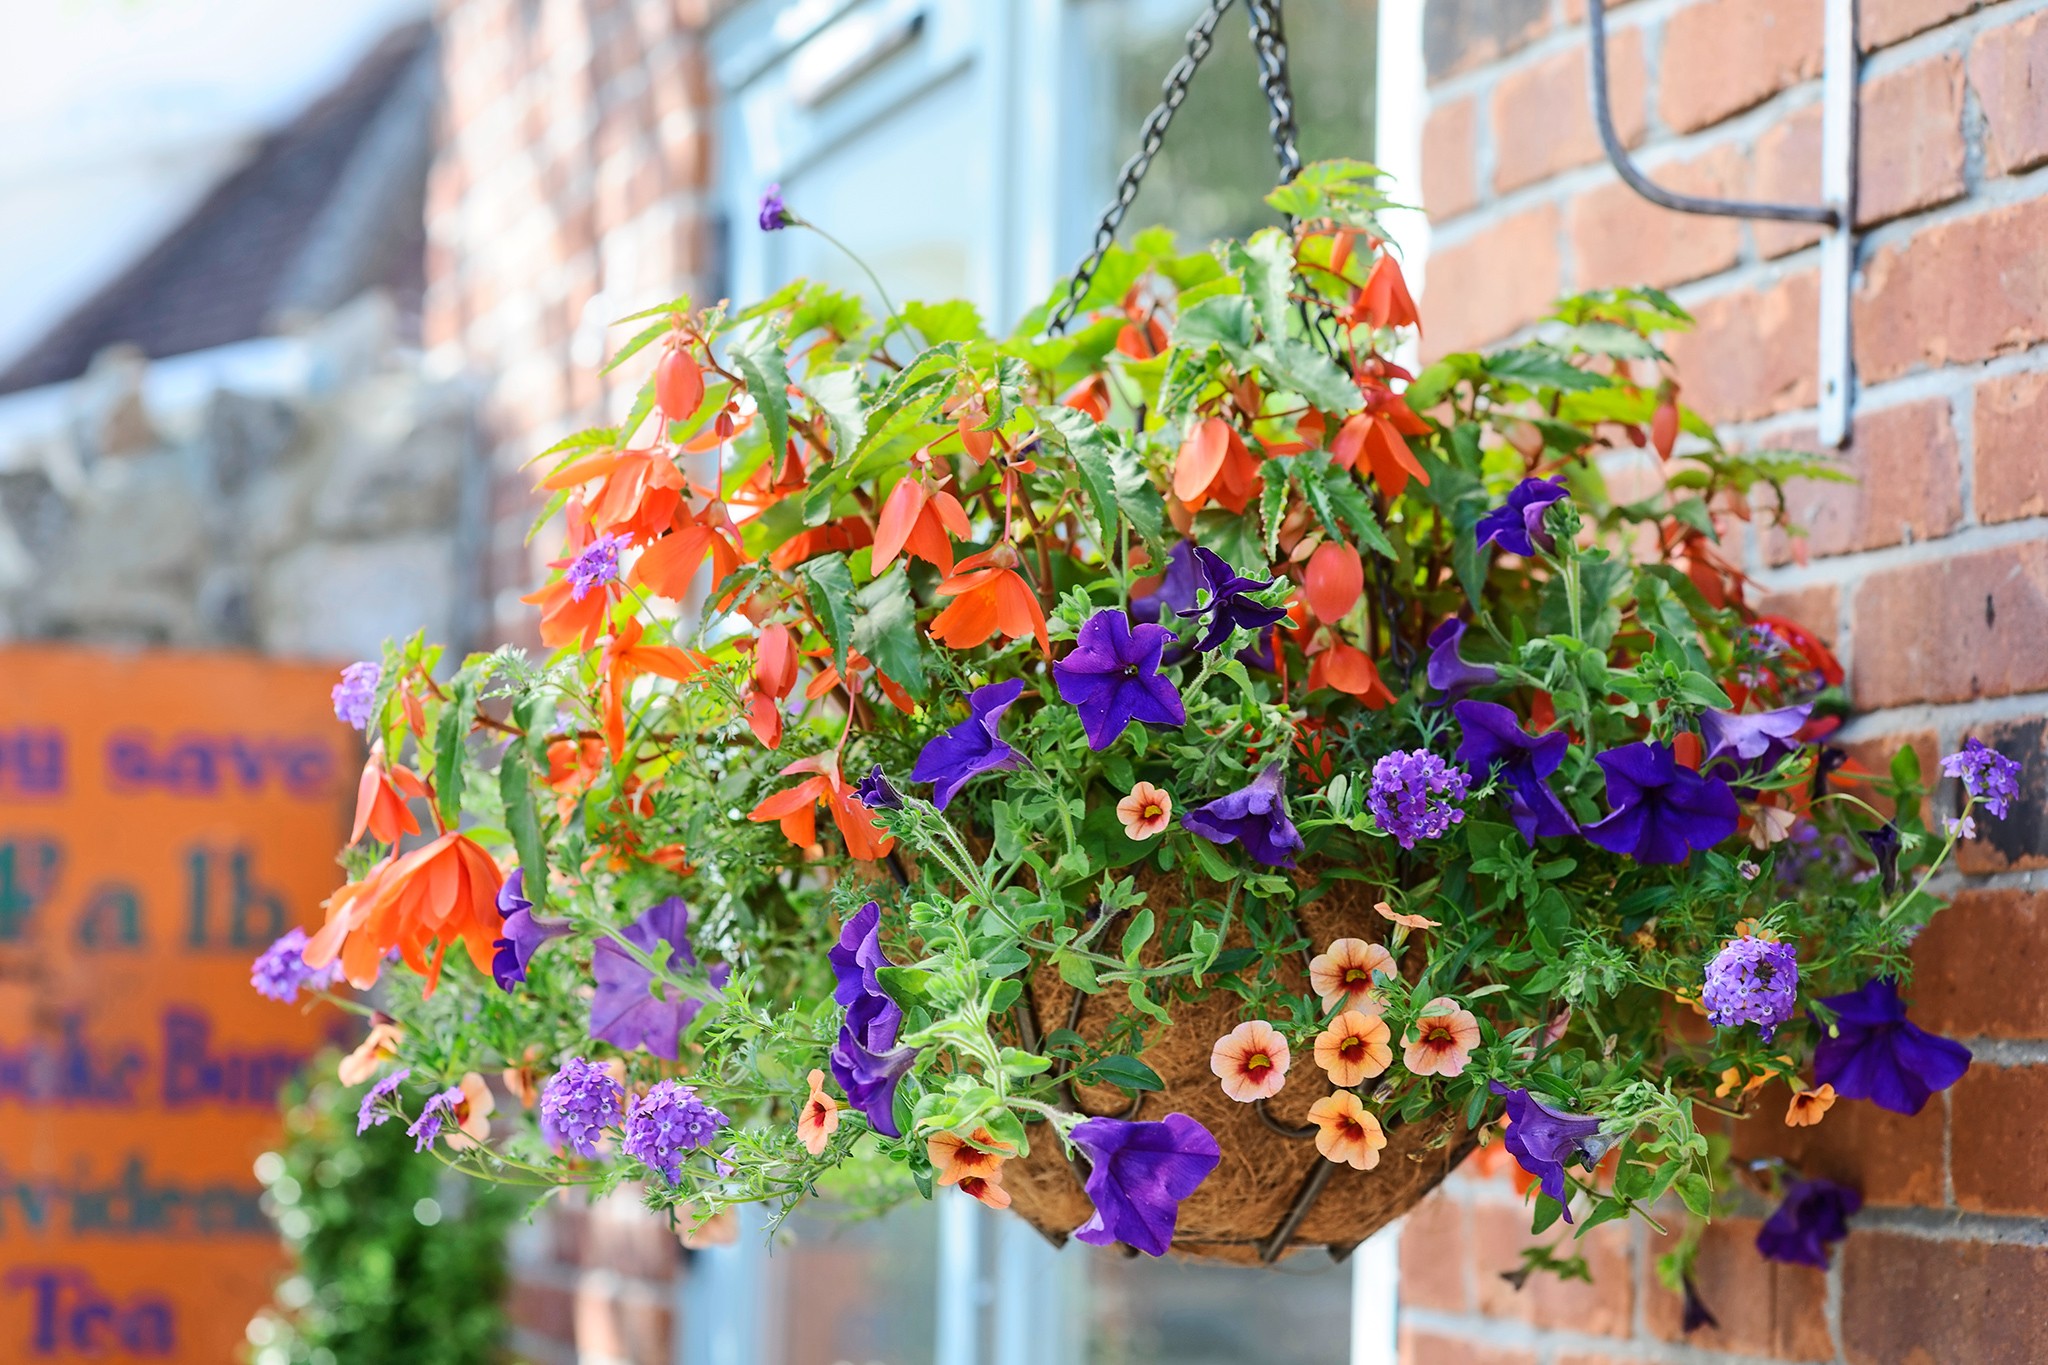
left=1406, top=1, right=2048, bottom=1361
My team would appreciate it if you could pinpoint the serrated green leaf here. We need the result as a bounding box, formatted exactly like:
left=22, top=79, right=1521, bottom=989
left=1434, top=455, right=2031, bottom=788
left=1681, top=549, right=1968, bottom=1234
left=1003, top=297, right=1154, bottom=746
left=1175, top=295, right=1258, bottom=352
left=901, top=298, right=987, bottom=345
left=1235, top=229, right=1296, bottom=338
left=1260, top=463, right=1290, bottom=559
left=1253, top=338, right=1360, bottom=415
left=433, top=679, right=473, bottom=828
left=1484, top=347, right=1605, bottom=392
left=729, top=322, right=792, bottom=460
left=852, top=568, right=928, bottom=697
left=499, top=744, right=548, bottom=912
left=602, top=319, right=670, bottom=375
left=802, top=367, right=866, bottom=460
left=800, top=553, right=857, bottom=677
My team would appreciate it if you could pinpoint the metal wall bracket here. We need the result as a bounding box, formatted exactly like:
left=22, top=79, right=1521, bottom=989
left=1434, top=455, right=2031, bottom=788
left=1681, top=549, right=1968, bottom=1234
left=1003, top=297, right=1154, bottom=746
left=1589, top=0, right=1857, bottom=446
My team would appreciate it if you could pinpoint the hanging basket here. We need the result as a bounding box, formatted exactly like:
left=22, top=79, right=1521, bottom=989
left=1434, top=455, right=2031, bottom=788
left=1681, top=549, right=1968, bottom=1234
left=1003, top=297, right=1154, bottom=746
left=1001, top=867, right=1475, bottom=1264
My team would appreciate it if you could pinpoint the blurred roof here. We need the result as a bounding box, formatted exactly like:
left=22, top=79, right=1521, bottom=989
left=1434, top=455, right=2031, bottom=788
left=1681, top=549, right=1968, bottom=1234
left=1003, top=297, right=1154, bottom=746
left=0, top=22, right=435, bottom=395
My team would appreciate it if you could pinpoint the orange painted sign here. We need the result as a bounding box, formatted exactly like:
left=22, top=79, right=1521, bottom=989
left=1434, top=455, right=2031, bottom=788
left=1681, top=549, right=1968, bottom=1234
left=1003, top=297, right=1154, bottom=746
left=0, top=649, right=349, bottom=1362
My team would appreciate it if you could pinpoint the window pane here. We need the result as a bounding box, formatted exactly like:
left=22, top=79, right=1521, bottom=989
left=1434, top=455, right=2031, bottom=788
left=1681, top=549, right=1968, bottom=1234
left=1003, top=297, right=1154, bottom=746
left=1074, top=1244, right=1352, bottom=1365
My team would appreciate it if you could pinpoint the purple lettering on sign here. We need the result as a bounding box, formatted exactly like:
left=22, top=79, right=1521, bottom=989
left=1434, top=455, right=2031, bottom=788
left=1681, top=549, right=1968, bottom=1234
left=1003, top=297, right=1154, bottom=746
left=101, top=733, right=336, bottom=801
left=159, top=1010, right=308, bottom=1108
left=0, top=730, right=66, bottom=800
left=4, top=1267, right=175, bottom=1356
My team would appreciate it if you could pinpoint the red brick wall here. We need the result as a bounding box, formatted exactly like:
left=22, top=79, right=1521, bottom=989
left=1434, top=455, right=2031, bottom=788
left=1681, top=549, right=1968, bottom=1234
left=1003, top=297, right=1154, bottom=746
left=1410, top=1, right=2048, bottom=1361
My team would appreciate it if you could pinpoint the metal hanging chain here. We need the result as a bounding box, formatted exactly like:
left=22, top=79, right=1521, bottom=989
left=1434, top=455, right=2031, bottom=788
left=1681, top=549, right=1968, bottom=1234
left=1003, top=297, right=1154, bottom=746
left=1243, top=0, right=1303, bottom=190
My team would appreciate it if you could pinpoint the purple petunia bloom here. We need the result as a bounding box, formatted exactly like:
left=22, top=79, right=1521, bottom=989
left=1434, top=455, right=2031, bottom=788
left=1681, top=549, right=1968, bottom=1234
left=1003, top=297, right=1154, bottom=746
left=911, top=679, right=1025, bottom=809
left=1453, top=700, right=1579, bottom=843
left=1176, top=547, right=1289, bottom=653
left=1488, top=1083, right=1617, bottom=1224
left=1475, top=477, right=1570, bottom=558
left=1681, top=1276, right=1718, bottom=1334
left=1700, top=704, right=1812, bottom=780
left=590, top=898, right=727, bottom=1060
left=540, top=1057, right=627, bottom=1158
left=407, top=1086, right=465, bottom=1152
left=332, top=661, right=381, bottom=730
left=1368, top=749, right=1472, bottom=849
left=1180, top=762, right=1305, bottom=867
left=1940, top=737, right=2023, bottom=819
left=1053, top=610, right=1187, bottom=752
left=1583, top=741, right=1739, bottom=865
left=622, top=1079, right=729, bottom=1184
left=1755, top=1178, right=1861, bottom=1268
left=1860, top=823, right=1902, bottom=896
left=758, top=184, right=793, bottom=232
left=852, top=764, right=902, bottom=811
left=250, top=927, right=342, bottom=1004
left=1426, top=619, right=1496, bottom=703
left=1701, top=937, right=1800, bottom=1040
left=492, top=869, right=574, bottom=991
left=356, top=1067, right=410, bottom=1136
left=1132, top=539, right=1201, bottom=624
left=566, top=532, right=626, bottom=601
left=1812, top=977, right=1971, bottom=1115
left=1070, top=1112, right=1221, bottom=1257
left=829, top=901, right=918, bottom=1138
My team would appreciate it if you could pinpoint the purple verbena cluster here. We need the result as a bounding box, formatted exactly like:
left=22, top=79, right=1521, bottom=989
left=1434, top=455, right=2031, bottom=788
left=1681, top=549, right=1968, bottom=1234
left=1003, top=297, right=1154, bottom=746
left=622, top=1079, right=728, bottom=1184
left=407, top=1086, right=465, bottom=1152
left=357, top=1068, right=411, bottom=1135
left=1367, top=749, right=1472, bottom=849
left=1940, top=738, right=2022, bottom=820
left=541, top=1057, right=626, bottom=1158
left=1702, top=937, right=1800, bottom=1041
left=331, top=660, right=381, bottom=730
left=566, top=533, right=627, bottom=601
left=249, top=928, right=341, bottom=1004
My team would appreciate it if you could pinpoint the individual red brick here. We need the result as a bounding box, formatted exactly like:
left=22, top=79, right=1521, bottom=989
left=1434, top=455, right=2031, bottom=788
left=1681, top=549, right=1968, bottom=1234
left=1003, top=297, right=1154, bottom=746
left=1491, top=32, right=1646, bottom=194
left=1643, top=1216, right=1833, bottom=1357
left=1850, top=542, right=2048, bottom=709
left=1862, top=0, right=1979, bottom=51
left=1976, top=369, right=2048, bottom=524
left=1953, top=715, right=2048, bottom=874
left=1951, top=1065, right=2048, bottom=1213
left=1858, top=54, right=1967, bottom=225
left=1421, top=203, right=1562, bottom=357
left=1424, top=0, right=1551, bottom=83
left=1662, top=272, right=1819, bottom=424
left=1914, top=890, right=2048, bottom=1035
left=1761, top=399, right=1961, bottom=564
left=1659, top=0, right=1824, bottom=133
left=1841, top=1233, right=2048, bottom=1364
left=1854, top=197, right=2048, bottom=382
left=1400, top=1189, right=1473, bottom=1312
left=1398, top=1329, right=1538, bottom=1365
left=1753, top=103, right=1827, bottom=258
left=1469, top=1203, right=1634, bottom=1337
left=1423, top=97, right=1481, bottom=221
left=1755, top=582, right=1839, bottom=648
left=1969, top=9, right=2048, bottom=175
left=1568, top=144, right=1747, bottom=290
left=1734, top=1081, right=1947, bottom=1208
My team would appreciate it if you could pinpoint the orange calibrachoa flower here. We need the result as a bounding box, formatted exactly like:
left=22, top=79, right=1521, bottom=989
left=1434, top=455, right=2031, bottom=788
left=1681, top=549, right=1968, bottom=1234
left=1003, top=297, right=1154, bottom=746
left=1116, top=782, right=1173, bottom=840
left=928, top=545, right=1049, bottom=656
left=1315, top=1011, right=1393, bottom=1086
left=1210, top=1020, right=1292, bottom=1102
left=1172, top=416, right=1262, bottom=515
left=446, top=1072, right=496, bottom=1151
left=1309, top=938, right=1395, bottom=1013
left=1307, top=1090, right=1388, bottom=1170
left=1786, top=1083, right=1837, bottom=1127
left=1376, top=899, right=1442, bottom=930
left=338, top=1016, right=404, bottom=1086
left=304, top=832, right=505, bottom=994
left=351, top=744, right=427, bottom=846
left=873, top=463, right=972, bottom=577
left=798, top=1069, right=841, bottom=1156
left=1404, top=998, right=1481, bottom=1077
left=746, top=754, right=894, bottom=861
left=927, top=1127, right=1015, bottom=1209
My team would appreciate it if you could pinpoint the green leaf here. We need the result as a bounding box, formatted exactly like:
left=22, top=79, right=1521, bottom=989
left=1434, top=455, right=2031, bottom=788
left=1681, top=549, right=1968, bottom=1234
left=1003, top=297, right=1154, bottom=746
left=1040, top=406, right=1166, bottom=558
left=1120, top=909, right=1156, bottom=963
left=1078, top=1054, right=1164, bottom=1094
left=498, top=743, right=547, bottom=912
left=1234, top=229, right=1296, bottom=339
left=800, top=554, right=857, bottom=677
left=1484, top=347, right=1605, bottom=392
left=433, top=679, right=473, bottom=829
left=729, top=322, right=792, bottom=460
left=1055, top=950, right=1099, bottom=993
left=1676, top=1171, right=1713, bottom=1218
left=1260, top=462, right=1290, bottom=560
left=1253, top=338, right=1360, bottom=415
left=602, top=319, right=669, bottom=375
left=852, top=568, right=928, bottom=697
left=1554, top=321, right=1667, bottom=361
left=802, top=367, right=867, bottom=460
left=1193, top=506, right=1268, bottom=578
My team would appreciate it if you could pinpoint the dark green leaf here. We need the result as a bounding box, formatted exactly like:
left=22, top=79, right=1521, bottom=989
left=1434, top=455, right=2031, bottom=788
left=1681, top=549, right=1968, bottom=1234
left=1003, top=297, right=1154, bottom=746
left=800, top=554, right=857, bottom=677
left=729, top=323, right=792, bottom=460
left=1078, top=1054, right=1164, bottom=1094
left=852, top=568, right=928, bottom=698
left=498, top=742, right=547, bottom=912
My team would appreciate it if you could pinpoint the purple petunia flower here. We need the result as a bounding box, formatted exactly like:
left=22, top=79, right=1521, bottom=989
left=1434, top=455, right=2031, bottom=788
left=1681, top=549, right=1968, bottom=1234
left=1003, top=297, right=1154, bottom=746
left=407, top=1086, right=465, bottom=1152
left=1488, top=1083, right=1617, bottom=1224
left=1132, top=539, right=1201, bottom=624
left=250, top=927, right=342, bottom=1004
left=1756, top=1178, right=1861, bottom=1268
left=622, top=1079, right=729, bottom=1184
left=1368, top=749, right=1472, bottom=849
left=1700, top=704, right=1812, bottom=780
left=566, top=532, right=626, bottom=601
left=1701, top=937, right=1800, bottom=1040
left=758, top=184, right=793, bottom=232
left=1940, top=737, right=2023, bottom=819
left=1582, top=741, right=1739, bottom=865
left=332, top=661, right=381, bottom=731
left=911, top=679, right=1025, bottom=809
left=356, top=1067, right=410, bottom=1136
left=829, top=902, right=918, bottom=1138
left=1475, top=477, right=1570, bottom=558
left=1181, top=762, right=1305, bottom=867
left=1070, top=1112, right=1221, bottom=1257
left=1812, top=977, right=1971, bottom=1115
left=1176, top=547, right=1288, bottom=653
left=492, top=868, right=574, bottom=992
left=590, top=898, right=727, bottom=1060
left=1053, top=610, right=1187, bottom=752
left=852, top=764, right=902, bottom=811
left=1860, top=823, right=1902, bottom=896
left=540, top=1057, right=626, bottom=1158
left=1453, top=700, right=1578, bottom=843
left=1681, top=1276, right=1718, bottom=1334
left=1426, top=619, right=1496, bottom=702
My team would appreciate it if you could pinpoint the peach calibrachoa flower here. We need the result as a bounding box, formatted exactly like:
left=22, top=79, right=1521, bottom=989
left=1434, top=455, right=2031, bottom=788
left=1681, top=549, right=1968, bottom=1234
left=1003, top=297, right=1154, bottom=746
left=1314, top=1011, right=1393, bottom=1086
left=337, top=1016, right=404, bottom=1086
left=1210, top=1020, right=1291, bottom=1102
left=1117, top=782, right=1173, bottom=840
left=1308, top=938, right=1395, bottom=1013
left=798, top=1069, right=840, bottom=1156
left=446, top=1071, right=496, bottom=1151
left=1307, top=1090, right=1387, bottom=1170
left=1375, top=899, right=1442, bottom=930
left=1404, top=998, right=1481, bottom=1078
left=1786, top=1083, right=1837, bottom=1127
left=927, top=1127, right=1015, bottom=1209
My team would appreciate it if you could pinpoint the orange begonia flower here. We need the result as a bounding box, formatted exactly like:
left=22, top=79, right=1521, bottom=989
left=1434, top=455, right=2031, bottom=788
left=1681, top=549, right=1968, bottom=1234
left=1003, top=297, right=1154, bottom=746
left=1308, top=938, right=1396, bottom=1013
left=929, top=546, right=1049, bottom=656
left=1315, top=1010, right=1394, bottom=1087
left=540, top=446, right=685, bottom=543
left=351, top=745, right=427, bottom=847
left=1308, top=1090, right=1388, bottom=1170
left=1349, top=253, right=1419, bottom=333
left=1210, top=1020, right=1292, bottom=1103
left=523, top=503, right=621, bottom=651
left=798, top=1069, right=841, bottom=1156
left=927, top=1127, right=1015, bottom=1210
left=1332, top=393, right=1431, bottom=500
left=746, top=755, right=893, bottom=861
left=1307, top=638, right=1396, bottom=707
left=1376, top=899, right=1442, bottom=930
left=873, top=472, right=972, bottom=577
left=601, top=616, right=713, bottom=757
left=743, top=623, right=800, bottom=750
left=769, top=517, right=872, bottom=573
left=632, top=501, right=747, bottom=604
left=1172, top=416, right=1262, bottom=515
left=304, top=833, right=505, bottom=995
left=1404, top=998, right=1481, bottom=1078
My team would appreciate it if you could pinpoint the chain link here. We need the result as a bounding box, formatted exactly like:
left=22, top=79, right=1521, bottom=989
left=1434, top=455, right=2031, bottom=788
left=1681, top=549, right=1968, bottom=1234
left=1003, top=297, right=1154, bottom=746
left=1244, top=0, right=1302, bottom=189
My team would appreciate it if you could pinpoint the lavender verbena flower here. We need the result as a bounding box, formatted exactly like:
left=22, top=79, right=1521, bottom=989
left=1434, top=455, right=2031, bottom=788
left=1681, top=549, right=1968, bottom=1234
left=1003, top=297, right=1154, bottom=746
left=1180, top=763, right=1304, bottom=867
left=1945, top=814, right=1977, bottom=840
left=540, top=1057, right=627, bottom=1158
left=492, top=868, right=574, bottom=991
left=911, top=679, right=1025, bottom=809
left=758, top=184, right=793, bottom=231
left=356, top=1067, right=410, bottom=1136
left=1070, top=1113, right=1221, bottom=1257
left=1737, top=622, right=1790, bottom=690
left=407, top=1086, right=465, bottom=1152
left=1487, top=1083, right=1617, bottom=1224
left=1426, top=619, right=1496, bottom=703
left=1475, top=477, right=1569, bottom=557
left=1756, top=1178, right=1861, bottom=1268
left=1367, top=750, right=1472, bottom=849
left=1175, top=547, right=1288, bottom=653
left=250, top=927, right=341, bottom=1004
left=1053, top=609, right=1187, bottom=751
left=566, top=532, right=626, bottom=601
left=852, top=764, right=903, bottom=811
left=1701, top=936, right=1800, bottom=1041
left=622, top=1079, right=729, bottom=1184
left=1812, top=977, right=1971, bottom=1115
left=1453, top=700, right=1578, bottom=843
left=1940, top=737, right=2022, bottom=819
left=331, top=661, right=381, bottom=730
left=589, top=898, right=728, bottom=1059
left=1583, top=741, right=1739, bottom=865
